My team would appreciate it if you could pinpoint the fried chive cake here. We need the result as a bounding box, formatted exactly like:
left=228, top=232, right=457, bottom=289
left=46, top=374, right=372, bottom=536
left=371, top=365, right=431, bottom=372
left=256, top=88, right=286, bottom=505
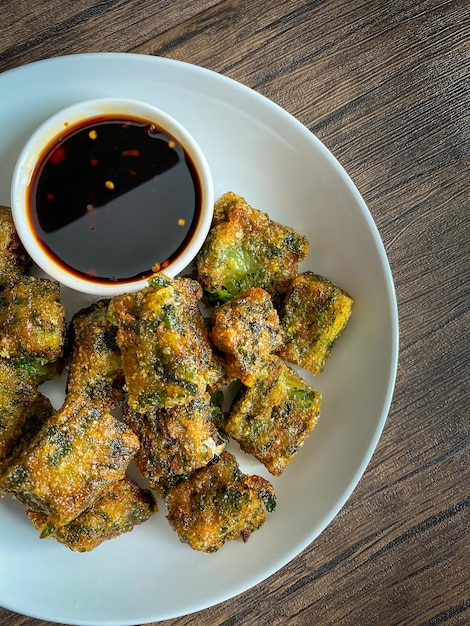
left=0, top=205, right=32, bottom=287
left=122, top=391, right=225, bottom=485
left=209, top=287, right=282, bottom=386
left=0, top=359, right=54, bottom=494
left=165, top=450, right=276, bottom=553
left=0, top=396, right=140, bottom=531
left=108, top=274, right=225, bottom=412
left=196, top=192, right=309, bottom=303
left=277, top=272, right=353, bottom=375
left=0, top=359, right=52, bottom=461
left=225, top=356, right=322, bottom=476
left=27, top=477, right=157, bottom=551
left=66, top=299, right=125, bottom=409
left=0, top=275, right=65, bottom=383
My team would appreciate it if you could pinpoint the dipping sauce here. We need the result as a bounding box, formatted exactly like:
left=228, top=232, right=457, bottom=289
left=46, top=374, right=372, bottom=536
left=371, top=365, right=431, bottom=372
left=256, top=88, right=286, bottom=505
left=27, top=116, right=201, bottom=284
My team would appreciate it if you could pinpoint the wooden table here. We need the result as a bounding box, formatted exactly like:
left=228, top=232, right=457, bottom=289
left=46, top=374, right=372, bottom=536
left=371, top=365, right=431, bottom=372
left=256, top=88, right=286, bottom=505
left=1, top=1, right=468, bottom=624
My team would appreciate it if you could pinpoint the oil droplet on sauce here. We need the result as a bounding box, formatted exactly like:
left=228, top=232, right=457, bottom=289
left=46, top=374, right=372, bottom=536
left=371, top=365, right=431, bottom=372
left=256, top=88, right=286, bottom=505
left=27, top=116, right=201, bottom=284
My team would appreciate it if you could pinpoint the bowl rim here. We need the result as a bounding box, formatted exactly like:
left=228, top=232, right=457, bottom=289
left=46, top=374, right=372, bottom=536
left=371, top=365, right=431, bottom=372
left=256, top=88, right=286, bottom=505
left=10, top=96, right=214, bottom=296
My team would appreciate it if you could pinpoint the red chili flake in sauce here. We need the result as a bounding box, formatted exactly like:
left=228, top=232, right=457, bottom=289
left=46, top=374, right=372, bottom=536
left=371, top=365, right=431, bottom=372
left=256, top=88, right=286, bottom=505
left=49, top=146, right=67, bottom=164
left=122, top=149, right=140, bottom=157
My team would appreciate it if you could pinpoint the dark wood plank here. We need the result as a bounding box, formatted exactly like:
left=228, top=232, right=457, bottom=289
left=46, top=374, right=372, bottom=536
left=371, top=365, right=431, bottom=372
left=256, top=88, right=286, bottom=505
left=0, top=0, right=468, bottom=625
left=0, top=0, right=221, bottom=73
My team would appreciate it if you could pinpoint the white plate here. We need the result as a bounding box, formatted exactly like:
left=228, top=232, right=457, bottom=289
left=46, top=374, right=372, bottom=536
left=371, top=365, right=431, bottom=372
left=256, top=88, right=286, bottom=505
left=0, top=53, right=398, bottom=625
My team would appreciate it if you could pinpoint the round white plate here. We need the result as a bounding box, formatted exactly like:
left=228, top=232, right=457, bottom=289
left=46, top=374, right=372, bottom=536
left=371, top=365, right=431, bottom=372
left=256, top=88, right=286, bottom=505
left=0, top=53, right=398, bottom=625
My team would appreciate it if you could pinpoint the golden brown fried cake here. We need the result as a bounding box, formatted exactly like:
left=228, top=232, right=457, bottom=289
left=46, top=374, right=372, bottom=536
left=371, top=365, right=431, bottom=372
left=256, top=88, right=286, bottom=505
left=0, top=205, right=32, bottom=287
left=27, top=477, right=157, bottom=551
left=66, top=299, right=124, bottom=408
left=122, top=392, right=225, bottom=484
left=225, top=356, right=322, bottom=476
left=165, top=450, right=276, bottom=553
left=150, top=474, right=186, bottom=500
left=196, top=192, right=309, bottom=303
left=209, top=287, right=282, bottom=386
left=0, top=393, right=53, bottom=495
left=0, top=359, right=40, bottom=461
left=0, top=276, right=65, bottom=373
left=0, top=360, right=54, bottom=494
left=15, top=357, right=64, bottom=385
left=277, top=272, right=353, bottom=375
left=108, top=274, right=225, bottom=411
left=0, top=396, right=139, bottom=530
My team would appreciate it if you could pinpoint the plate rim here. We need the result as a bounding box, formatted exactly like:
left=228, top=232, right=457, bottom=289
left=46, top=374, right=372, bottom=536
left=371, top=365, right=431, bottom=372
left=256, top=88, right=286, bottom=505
left=0, top=52, right=399, bottom=625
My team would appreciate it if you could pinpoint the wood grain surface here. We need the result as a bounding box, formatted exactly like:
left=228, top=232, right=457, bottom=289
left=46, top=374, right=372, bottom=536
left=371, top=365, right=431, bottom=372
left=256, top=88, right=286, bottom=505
left=1, top=0, right=469, bottom=625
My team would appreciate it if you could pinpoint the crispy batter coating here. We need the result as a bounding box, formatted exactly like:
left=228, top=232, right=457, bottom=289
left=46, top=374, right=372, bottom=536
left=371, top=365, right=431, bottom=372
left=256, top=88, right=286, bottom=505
left=0, top=396, right=139, bottom=530
left=0, top=205, right=32, bottom=287
left=66, top=299, right=124, bottom=408
left=277, top=272, right=353, bottom=375
left=0, top=359, right=50, bottom=460
left=0, top=276, right=65, bottom=367
left=196, top=192, right=309, bottom=303
left=27, top=477, right=157, bottom=551
left=0, top=395, right=53, bottom=496
left=14, top=357, right=64, bottom=385
left=122, top=392, right=225, bottom=485
left=108, top=274, right=225, bottom=411
left=0, top=360, right=54, bottom=498
left=225, top=356, right=322, bottom=476
left=165, top=450, right=276, bottom=553
left=150, top=474, right=186, bottom=500
left=210, top=287, right=282, bottom=386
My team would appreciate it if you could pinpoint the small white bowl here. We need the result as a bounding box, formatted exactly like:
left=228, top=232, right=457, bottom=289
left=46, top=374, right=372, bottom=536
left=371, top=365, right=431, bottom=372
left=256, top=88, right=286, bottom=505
left=11, top=98, right=214, bottom=296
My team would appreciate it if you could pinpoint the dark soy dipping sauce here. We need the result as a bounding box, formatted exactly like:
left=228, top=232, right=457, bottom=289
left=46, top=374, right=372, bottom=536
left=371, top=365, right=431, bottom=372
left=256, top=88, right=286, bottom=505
left=28, top=116, right=201, bottom=284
